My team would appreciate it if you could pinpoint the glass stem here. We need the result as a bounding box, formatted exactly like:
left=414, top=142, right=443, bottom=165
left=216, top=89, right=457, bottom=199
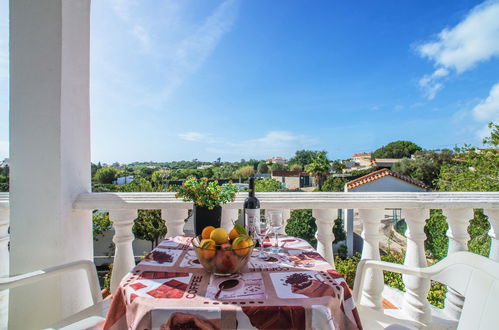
left=274, top=231, right=278, bottom=251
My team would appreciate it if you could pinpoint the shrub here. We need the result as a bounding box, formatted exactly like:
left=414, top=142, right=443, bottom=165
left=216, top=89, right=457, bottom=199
left=94, top=167, right=118, bottom=184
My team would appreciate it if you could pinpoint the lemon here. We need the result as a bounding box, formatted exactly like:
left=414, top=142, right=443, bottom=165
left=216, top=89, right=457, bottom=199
left=201, top=226, right=216, bottom=239
left=210, top=228, right=229, bottom=245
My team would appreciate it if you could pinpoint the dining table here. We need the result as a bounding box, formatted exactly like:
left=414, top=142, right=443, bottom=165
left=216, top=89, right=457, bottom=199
left=103, top=235, right=362, bottom=330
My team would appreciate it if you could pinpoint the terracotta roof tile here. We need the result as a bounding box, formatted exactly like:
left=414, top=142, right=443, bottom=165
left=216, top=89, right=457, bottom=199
left=346, top=168, right=427, bottom=190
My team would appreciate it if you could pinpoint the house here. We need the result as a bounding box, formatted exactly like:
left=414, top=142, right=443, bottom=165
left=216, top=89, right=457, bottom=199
left=343, top=169, right=427, bottom=257
left=345, top=168, right=427, bottom=192
left=271, top=170, right=313, bottom=188
left=352, top=152, right=372, bottom=167
left=113, top=175, right=134, bottom=185
left=266, top=156, right=288, bottom=165
left=370, top=158, right=402, bottom=168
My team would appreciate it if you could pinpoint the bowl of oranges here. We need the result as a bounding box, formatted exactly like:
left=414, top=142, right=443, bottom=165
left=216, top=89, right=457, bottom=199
left=192, top=225, right=254, bottom=276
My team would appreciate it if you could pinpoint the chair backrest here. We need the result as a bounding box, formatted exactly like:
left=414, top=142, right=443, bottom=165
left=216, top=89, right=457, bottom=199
left=428, top=251, right=499, bottom=330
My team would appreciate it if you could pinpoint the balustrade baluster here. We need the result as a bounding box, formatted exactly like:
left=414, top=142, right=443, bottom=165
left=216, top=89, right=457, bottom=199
left=401, top=208, right=431, bottom=326
left=162, top=209, right=188, bottom=238
left=312, top=209, right=336, bottom=266
left=358, top=209, right=385, bottom=311
left=443, top=208, right=473, bottom=320
left=484, top=209, right=499, bottom=262
left=109, top=209, right=137, bottom=293
left=0, top=208, right=9, bottom=329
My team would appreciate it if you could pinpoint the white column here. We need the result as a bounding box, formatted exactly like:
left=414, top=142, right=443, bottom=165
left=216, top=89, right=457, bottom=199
left=221, top=208, right=239, bottom=232
left=484, top=209, right=499, bottom=262
left=401, top=208, right=431, bottom=326
left=163, top=209, right=188, bottom=238
left=312, top=209, right=336, bottom=267
left=0, top=208, right=9, bottom=329
left=110, top=210, right=137, bottom=293
left=9, top=0, right=91, bottom=328
left=443, top=208, right=473, bottom=320
left=358, top=209, right=384, bottom=311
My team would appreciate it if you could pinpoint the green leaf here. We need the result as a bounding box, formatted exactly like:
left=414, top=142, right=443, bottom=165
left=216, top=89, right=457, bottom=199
left=234, top=224, right=247, bottom=235
left=232, top=235, right=248, bottom=248
left=201, top=240, right=215, bottom=249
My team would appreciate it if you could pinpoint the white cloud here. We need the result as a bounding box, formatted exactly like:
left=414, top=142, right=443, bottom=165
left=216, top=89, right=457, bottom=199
left=178, top=132, right=209, bottom=142
left=205, top=131, right=318, bottom=158
left=152, top=0, right=238, bottom=104
left=417, top=0, right=499, bottom=98
left=472, top=83, right=499, bottom=122
left=110, top=0, right=152, bottom=53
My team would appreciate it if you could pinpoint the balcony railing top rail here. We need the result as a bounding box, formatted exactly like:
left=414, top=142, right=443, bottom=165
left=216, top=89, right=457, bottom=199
left=72, top=191, right=499, bottom=210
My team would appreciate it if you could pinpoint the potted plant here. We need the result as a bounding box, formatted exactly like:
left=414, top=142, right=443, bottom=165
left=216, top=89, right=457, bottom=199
left=173, top=177, right=239, bottom=235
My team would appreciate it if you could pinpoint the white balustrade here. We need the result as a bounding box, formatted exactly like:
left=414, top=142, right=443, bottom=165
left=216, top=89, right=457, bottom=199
left=312, top=208, right=336, bottom=267
left=162, top=209, right=188, bottom=238
left=109, top=209, right=137, bottom=293
left=358, top=208, right=385, bottom=311
left=443, top=208, right=474, bottom=321
left=484, top=209, right=499, bottom=262
left=401, top=208, right=431, bottom=326
left=1, top=191, right=498, bottom=328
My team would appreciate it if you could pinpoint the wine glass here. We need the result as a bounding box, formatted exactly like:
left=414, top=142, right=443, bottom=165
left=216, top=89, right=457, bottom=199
left=268, top=210, right=283, bottom=253
left=252, top=216, right=270, bottom=260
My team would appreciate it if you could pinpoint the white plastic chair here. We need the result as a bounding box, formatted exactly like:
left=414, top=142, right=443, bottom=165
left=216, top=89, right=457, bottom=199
left=0, top=260, right=110, bottom=329
left=353, top=251, right=499, bottom=330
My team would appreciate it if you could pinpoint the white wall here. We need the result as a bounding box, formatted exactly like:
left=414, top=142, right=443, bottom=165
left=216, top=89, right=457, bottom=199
left=348, top=176, right=426, bottom=192
left=9, top=0, right=92, bottom=327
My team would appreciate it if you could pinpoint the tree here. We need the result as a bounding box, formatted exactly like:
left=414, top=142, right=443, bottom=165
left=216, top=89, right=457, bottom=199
left=330, top=160, right=345, bottom=173
left=151, top=169, right=170, bottom=187
left=289, top=164, right=302, bottom=171
left=256, top=161, right=269, bottom=174
left=425, top=123, right=498, bottom=259
left=133, top=210, right=167, bottom=249
left=321, top=177, right=348, bottom=192
left=94, top=167, right=118, bottom=184
left=373, top=141, right=422, bottom=159
left=234, top=165, right=255, bottom=178
left=269, top=162, right=286, bottom=172
left=391, top=149, right=454, bottom=189
left=255, top=178, right=282, bottom=192
left=305, top=153, right=331, bottom=190
left=289, top=150, right=325, bottom=168
left=93, top=211, right=112, bottom=241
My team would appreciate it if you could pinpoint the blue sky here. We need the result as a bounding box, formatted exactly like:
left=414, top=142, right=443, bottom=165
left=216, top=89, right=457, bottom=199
left=1, top=0, right=499, bottom=163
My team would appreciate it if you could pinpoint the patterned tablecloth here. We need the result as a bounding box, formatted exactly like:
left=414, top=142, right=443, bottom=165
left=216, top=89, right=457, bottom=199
left=103, top=235, right=362, bottom=330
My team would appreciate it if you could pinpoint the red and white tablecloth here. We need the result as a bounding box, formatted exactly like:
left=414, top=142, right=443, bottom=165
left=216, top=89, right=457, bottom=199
left=103, top=235, right=362, bottom=330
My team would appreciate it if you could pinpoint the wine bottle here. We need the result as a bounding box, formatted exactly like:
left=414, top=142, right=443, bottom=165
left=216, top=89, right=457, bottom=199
left=244, top=177, right=260, bottom=236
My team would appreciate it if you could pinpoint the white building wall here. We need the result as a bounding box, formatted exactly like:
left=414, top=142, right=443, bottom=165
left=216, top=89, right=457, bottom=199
left=348, top=176, right=426, bottom=192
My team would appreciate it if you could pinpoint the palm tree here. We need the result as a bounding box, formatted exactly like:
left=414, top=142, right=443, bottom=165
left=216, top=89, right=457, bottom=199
left=305, top=153, right=331, bottom=190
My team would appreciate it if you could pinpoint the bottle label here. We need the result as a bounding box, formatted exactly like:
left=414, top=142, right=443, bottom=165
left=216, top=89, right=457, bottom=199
left=245, top=209, right=260, bottom=234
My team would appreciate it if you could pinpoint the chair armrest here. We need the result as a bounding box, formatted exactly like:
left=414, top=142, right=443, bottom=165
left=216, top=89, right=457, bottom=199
left=0, top=260, right=102, bottom=305
left=353, top=259, right=430, bottom=305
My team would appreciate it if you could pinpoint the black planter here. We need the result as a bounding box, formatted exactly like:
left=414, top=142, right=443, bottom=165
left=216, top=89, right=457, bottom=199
left=192, top=205, right=222, bottom=236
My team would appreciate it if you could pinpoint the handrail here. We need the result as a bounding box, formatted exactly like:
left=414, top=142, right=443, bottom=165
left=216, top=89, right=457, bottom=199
left=72, top=191, right=499, bottom=210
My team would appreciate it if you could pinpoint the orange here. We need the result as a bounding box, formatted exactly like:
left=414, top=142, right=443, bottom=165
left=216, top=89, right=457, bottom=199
left=201, top=226, right=216, bottom=239
left=199, top=238, right=216, bottom=259
left=229, top=228, right=239, bottom=241
left=210, top=228, right=229, bottom=245
left=232, top=236, right=253, bottom=257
